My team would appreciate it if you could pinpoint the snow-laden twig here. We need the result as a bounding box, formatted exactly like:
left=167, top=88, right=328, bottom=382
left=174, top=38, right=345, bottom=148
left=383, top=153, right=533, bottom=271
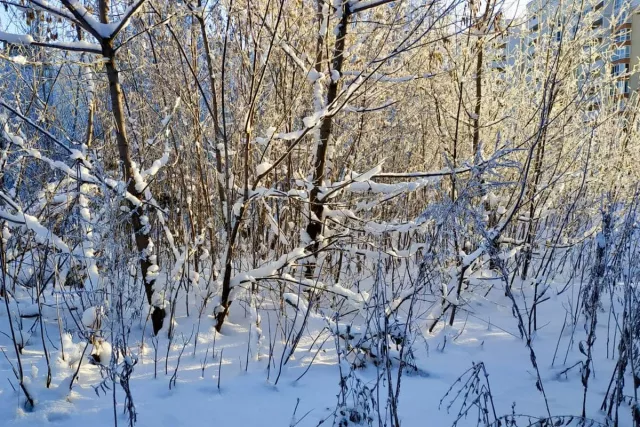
left=60, top=0, right=146, bottom=40
left=0, top=31, right=102, bottom=53
left=348, top=0, right=397, bottom=14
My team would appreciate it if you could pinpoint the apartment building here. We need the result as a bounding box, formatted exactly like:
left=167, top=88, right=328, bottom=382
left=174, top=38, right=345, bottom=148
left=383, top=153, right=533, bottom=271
left=498, top=0, right=640, bottom=101
left=620, top=10, right=640, bottom=93
left=492, top=21, right=523, bottom=71
left=607, top=0, right=640, bottom=96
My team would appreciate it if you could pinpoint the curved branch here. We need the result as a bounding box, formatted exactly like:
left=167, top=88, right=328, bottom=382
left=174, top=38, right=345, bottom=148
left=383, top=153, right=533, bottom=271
left=110, top=0, right=147, bottom=39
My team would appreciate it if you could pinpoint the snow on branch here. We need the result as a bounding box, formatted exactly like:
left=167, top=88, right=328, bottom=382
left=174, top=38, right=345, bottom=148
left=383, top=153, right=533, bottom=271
left=230, top=247, right=308, bottom=288
left=342, top=70, right=433, bottom=84
left=347, top=177, right=438, bottom=195
left=278, top=40, right=310, bottom=72
left=0, top=30, right=102, bottom=54
left=60, top=0, right=112, bottom=39
left=320, top=162, right=468, bottom=201
left=2, top=0, right=147, bottom=46
left=109, top=0, right=147, bottom=39
left=0, top=32, right=33, bottom=45
left=348, top=0, right=396, bottom=14
left=371, top=151, right=513, bottom=180
left=0, top=107, right=146, bottom=209
left=281, top=274, right=370, bottom=313
left=373, top=164, right=477, bottom=179
left=364, top=217, right=430, bottom=235
left=0, top=208, right=25, bottom=224
left=34, top=40, right=102, bottom=53
left=60, top=0, right=146, bottom=40
left=0, top=192, right=70, bottom=253
left=216, top=247, right=309, bottom=309
left=132, top=97, right=181, bottom=192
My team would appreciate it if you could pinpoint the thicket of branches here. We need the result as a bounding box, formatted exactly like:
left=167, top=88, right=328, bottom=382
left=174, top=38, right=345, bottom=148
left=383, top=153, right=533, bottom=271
left=0, top=0, right=639, bottom=426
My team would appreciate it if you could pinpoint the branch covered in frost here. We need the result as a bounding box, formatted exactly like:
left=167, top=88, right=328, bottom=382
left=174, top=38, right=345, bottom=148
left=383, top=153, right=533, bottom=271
left=373, top=162, right=487, bottom=179
left=348, top=0, right=397, bottom=14
left=214, top=247, right=309, bottom=312
left=0, top=105, right=146, bottom=210
left=229, top=247, right=307, bottom=289
left=0, top=31, right=102, bottom=54
left=61, top=0, right=145, bottom=40
left=131, top=98, right=180, bottom=193
left=109, top=0, right=148, bottom=39
left=0, top=191, right=70, bottom=253
left=0, top=102, right=74, bottom=155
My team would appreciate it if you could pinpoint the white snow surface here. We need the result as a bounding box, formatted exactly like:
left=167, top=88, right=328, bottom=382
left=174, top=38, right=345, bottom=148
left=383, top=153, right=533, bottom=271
left=256, top=162, right=273, bottom=176
left=0, top=273, right=629, bottom=426
left=81, top=307, right=98, bottom=329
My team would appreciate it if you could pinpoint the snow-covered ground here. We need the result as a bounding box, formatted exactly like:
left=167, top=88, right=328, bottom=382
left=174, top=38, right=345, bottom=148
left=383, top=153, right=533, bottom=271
left=0, top=274, right=628, bottom=427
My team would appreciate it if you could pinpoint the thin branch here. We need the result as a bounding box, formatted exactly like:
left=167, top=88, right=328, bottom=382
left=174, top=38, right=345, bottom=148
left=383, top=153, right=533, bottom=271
left=348, top=0, right=396, bottom=15
left=110, top=0, right=148, bottom=39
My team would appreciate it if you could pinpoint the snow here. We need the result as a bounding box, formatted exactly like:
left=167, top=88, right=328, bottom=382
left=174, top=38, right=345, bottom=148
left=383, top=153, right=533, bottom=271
left=90, top=339, right=112, bottom=366
left=307, top=69, right=323, bottom=83
left=303, top=113, right=321, bottom=128
left=39, top=40, right=101, bottom=52
left=319, top=2, right=330, bottom=36
left=22, top=213, right=70, bottom=253
left=9, top=56, right=27, bottom=65
left=81, top=307, right=98, bottom=329
left=0, top=2, right=638, bottom=426
left=141, top=148, right=169, bottom=180
left=0, top=259, right=635, bottom=427
left=0, top=31, right=101, bottom=53
left=256, top=162, right=273, bottom=176
left=275, top=129, right=306, bottom=140
left=279, top=41, right=308, bottom=71
left=0, top=32, right=34, bottom=45
left=461, top=245, right=485, bottom=266
left=228, top=247, right=307, bottom=290
left=62, top=0, right=133, bottom=39
left=351, top=163, right=383, bottom=182
left=283, top=292, right=309, bottom=312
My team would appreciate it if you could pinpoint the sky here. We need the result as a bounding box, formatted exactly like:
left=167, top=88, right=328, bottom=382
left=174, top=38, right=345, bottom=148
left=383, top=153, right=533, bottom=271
left=504, top=0, right=529, bottom=19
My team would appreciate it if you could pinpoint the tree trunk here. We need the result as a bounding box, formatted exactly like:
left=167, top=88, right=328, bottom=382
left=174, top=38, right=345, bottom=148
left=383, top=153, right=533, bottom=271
left=100, top=2, right=165, bottom=335
left=305, top=3, right=349, bottom=277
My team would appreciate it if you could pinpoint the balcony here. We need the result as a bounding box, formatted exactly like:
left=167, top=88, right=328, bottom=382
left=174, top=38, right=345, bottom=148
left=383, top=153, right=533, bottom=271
left=612, top=45, right=630, bottom=61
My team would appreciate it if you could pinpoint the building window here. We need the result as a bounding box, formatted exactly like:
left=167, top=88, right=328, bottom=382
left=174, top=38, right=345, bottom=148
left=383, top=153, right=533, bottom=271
left=611, top=79, right=630, bottom=95
left=622, top=80, right=629, bottom=94
left=612, top=63, right=629, bottom=76
left=613, top=45, right=630, bottom=60
left=615, top=29, right=631, bottom=43
left=619, top=10, right=629, bottom=23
